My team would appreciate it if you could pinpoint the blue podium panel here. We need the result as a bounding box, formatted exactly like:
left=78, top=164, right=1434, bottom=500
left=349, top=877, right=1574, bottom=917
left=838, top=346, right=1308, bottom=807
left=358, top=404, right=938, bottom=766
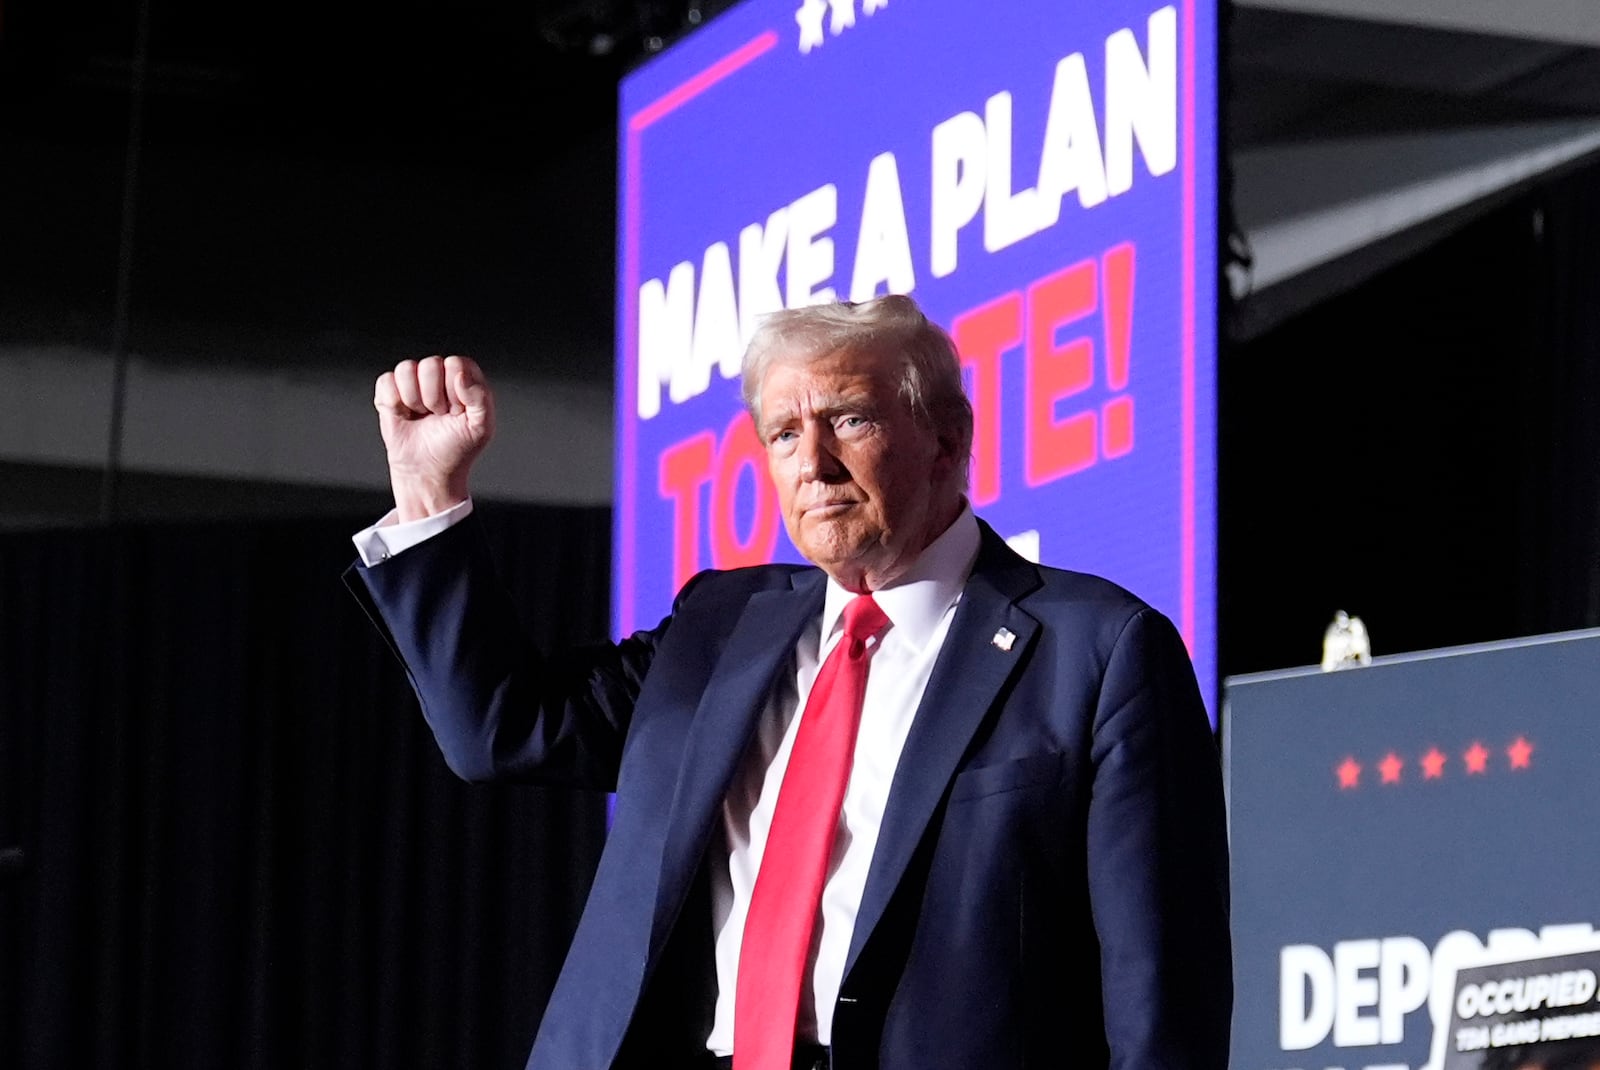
left=1224, top=630, right=1600, bottom=1070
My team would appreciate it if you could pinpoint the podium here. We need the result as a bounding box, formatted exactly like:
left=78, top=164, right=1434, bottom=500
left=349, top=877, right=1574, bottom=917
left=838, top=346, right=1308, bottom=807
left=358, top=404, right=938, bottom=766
left=1224, top=629, right=1600, bottom=1070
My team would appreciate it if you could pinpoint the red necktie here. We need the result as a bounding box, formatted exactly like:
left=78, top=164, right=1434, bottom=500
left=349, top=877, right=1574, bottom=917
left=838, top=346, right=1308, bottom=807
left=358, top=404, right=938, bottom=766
left=734, top=594, right=891, bottom=1070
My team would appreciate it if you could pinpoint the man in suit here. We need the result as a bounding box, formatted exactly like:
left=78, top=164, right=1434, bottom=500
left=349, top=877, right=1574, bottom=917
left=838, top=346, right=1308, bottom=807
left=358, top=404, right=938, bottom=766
left=350, top=295, right=1231, bottom=1070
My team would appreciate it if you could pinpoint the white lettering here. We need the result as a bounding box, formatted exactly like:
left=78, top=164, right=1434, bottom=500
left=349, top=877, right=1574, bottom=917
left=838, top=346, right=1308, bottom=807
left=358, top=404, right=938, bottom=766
left=1281, top=944, right=1336, bottom=1050
left=738, top=208, right=788, bottom=345
left=786, top=184, right=838, bottom=307
left=1456, top=970, right=1600, bottom=1019
left=982, top=92, right=1042, bottom=253
left=1036, top=51, right=1108, bottom=226
left=1004, top=529, right=1040, bottom=563
left=1104, top=5, right=1177, bottom=196
left=850, top=152, right=915, bottom=300
left=1492, top=1019, right=1541, bottom=1046
left=1333, top=939, right=1381, bottom=1047
left=1279, top=923, right=1597, bottom=1065
left=1574, top=968, right=1598, bottom=1005
left=1430, top=930, right=1493, bottom=1031
left=1379, top=937, right=1431, bottom=1044
left=637, top=261, right=696, bottom=419
left=691, top=242, right=742, bottom=391
left=1543, top=1011, right=1600, bottom=1040
left=929, top=109, right=987, bottom=278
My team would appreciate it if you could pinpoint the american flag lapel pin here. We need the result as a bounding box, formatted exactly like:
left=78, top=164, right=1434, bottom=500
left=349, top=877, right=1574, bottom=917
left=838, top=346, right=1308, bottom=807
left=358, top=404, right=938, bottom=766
left=991, top=628, right=1016, bottom=652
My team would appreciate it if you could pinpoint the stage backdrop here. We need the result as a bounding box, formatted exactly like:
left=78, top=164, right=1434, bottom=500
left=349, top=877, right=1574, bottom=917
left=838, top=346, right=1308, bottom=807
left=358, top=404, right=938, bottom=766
left=614, top=0, right=1219, bottom=716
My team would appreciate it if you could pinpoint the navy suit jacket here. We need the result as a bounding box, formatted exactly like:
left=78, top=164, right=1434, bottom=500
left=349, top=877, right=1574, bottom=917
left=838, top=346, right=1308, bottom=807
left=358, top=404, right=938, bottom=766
left=352, top=513, right=1231, bottom=1070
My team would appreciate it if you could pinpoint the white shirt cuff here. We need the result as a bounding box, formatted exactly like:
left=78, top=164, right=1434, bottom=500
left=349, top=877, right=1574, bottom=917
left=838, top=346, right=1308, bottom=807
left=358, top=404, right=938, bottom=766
left=351, top=498, right=474, bottom=567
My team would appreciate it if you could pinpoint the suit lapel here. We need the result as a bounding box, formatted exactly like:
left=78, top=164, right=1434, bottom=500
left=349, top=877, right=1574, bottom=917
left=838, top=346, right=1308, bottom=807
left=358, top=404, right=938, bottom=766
left=648, top=570, right=827, bottom=954
left=843, top=527, right=1041, bottom=977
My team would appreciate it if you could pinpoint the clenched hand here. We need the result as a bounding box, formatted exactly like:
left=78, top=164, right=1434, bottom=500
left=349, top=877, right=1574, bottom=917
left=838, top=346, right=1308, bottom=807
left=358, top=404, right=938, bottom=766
left=375, top=355, right=495, bottom=522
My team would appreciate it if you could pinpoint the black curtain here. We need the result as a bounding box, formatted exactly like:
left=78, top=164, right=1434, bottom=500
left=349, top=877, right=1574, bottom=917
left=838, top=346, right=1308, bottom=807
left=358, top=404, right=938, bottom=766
left=0, top=504, right=612, bottom=1069
left=1220, top=156, right=1600, bottom=676
left=1515, top=165, right=1600, bottom=633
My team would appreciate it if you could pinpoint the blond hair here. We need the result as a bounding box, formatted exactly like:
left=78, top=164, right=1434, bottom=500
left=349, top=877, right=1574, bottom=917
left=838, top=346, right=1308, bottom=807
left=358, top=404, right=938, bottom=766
left=740, top=295, right=974, bottom=484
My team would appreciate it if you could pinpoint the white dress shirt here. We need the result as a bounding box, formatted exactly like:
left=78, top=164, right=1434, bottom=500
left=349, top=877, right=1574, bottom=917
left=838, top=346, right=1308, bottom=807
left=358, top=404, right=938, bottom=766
left=352, top=501, right=982, bottom=1055
left=350, top=498, right=474, bottom=567
left=704, top=507, right=979, bottom=1054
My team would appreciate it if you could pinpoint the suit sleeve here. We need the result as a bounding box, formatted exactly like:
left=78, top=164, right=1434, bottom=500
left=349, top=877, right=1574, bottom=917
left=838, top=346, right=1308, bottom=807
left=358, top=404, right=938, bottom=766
left=345, top=512, right=670, bottom=789
left=1086, top=607, right=1232, bottom=1070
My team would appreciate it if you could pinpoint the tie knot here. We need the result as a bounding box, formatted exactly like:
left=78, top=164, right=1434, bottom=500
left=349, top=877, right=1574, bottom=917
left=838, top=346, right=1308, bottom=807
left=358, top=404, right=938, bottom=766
left=840, top=595, right=890, bottom=647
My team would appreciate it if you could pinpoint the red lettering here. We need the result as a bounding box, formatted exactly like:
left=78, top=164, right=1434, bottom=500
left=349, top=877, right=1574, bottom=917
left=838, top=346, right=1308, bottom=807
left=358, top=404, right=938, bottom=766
left=710, top=412, right=780, bottom=569
left=658, top=431, right=715, bottom=592
left=1026, top=260, right=1097, bottom=486
left=1101, top=243, right=1136, bottom=458
left=951, top=292, right=1022, bottom=507
left=1102, top=243, right=1135, bottom=391
left=1102, top=396, right=1134, bottom=458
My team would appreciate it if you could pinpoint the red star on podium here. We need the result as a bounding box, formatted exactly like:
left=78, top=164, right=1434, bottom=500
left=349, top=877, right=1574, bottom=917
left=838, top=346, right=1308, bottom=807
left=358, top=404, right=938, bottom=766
left=1420, top=747, right=1447, bottom=779
left=1379, top=752, right=1404, bottom=784
left=1507, top=736, right=1534, bottom=770
left=1336, top=757, right=1361, bottom=789
left=1463, top=742, right=1489, bottom=774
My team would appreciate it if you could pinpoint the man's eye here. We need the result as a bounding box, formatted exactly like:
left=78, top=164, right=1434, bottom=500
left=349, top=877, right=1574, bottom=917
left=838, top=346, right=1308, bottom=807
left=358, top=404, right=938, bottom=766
left=837, top=415, right=867, bottom=430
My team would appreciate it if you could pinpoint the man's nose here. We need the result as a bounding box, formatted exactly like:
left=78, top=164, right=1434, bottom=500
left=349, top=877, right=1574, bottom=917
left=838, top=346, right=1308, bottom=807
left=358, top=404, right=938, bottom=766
left=796, top=428, right=843, bottom=482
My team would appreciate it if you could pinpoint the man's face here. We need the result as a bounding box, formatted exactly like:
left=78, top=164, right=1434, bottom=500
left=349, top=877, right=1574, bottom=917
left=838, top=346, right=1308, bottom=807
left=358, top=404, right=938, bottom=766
left=757, top=345, right=960, bottom=591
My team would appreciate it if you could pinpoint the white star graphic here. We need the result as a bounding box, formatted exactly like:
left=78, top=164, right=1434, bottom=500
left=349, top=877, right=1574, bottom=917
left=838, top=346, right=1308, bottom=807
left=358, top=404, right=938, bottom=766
left=795, top=0, right=828, bottom=52
left=827, top=0, right=856, bottom=34
left=863, top=0, right=887, bottom=13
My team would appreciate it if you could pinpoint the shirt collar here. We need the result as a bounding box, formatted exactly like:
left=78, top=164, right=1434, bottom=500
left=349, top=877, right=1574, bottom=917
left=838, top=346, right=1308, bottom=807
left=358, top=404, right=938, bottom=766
left=818, top=504, right=981, bottom=653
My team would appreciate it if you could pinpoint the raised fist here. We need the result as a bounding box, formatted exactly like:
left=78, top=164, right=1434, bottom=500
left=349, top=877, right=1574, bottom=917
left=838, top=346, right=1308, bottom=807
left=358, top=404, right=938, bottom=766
left=374, top=355, right=496, bottom=521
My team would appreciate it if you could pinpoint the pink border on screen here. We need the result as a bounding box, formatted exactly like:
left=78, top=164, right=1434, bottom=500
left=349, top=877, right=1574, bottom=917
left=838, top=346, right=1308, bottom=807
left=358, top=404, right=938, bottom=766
left=1180, top=0, right=1197, bottom=652
left=619, top=30, right=780, bottom=637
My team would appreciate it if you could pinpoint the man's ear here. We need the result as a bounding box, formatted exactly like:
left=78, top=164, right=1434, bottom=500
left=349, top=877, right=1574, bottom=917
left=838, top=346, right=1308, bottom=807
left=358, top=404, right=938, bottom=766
left=930, top=431, right=962, bottom=482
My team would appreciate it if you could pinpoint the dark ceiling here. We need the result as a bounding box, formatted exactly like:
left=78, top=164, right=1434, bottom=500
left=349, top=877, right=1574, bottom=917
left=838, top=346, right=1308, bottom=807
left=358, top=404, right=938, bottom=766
left=4, top=1, right=1598, bottom=384
left=1229, top=6, right=1600, bottom=148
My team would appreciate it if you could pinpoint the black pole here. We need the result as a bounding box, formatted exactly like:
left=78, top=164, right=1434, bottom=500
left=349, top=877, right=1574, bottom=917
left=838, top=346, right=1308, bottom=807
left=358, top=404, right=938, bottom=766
left=99, top=0, right=154, bottom=525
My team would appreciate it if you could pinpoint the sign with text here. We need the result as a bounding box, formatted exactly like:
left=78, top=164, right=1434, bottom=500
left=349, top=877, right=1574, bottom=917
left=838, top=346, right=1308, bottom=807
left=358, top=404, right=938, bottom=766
left=1440, top=947, right=1600, bottom=1070
left=1225, top=630, right=1600, bottom=1070
left=615, top=0, right=1218, bottom=714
